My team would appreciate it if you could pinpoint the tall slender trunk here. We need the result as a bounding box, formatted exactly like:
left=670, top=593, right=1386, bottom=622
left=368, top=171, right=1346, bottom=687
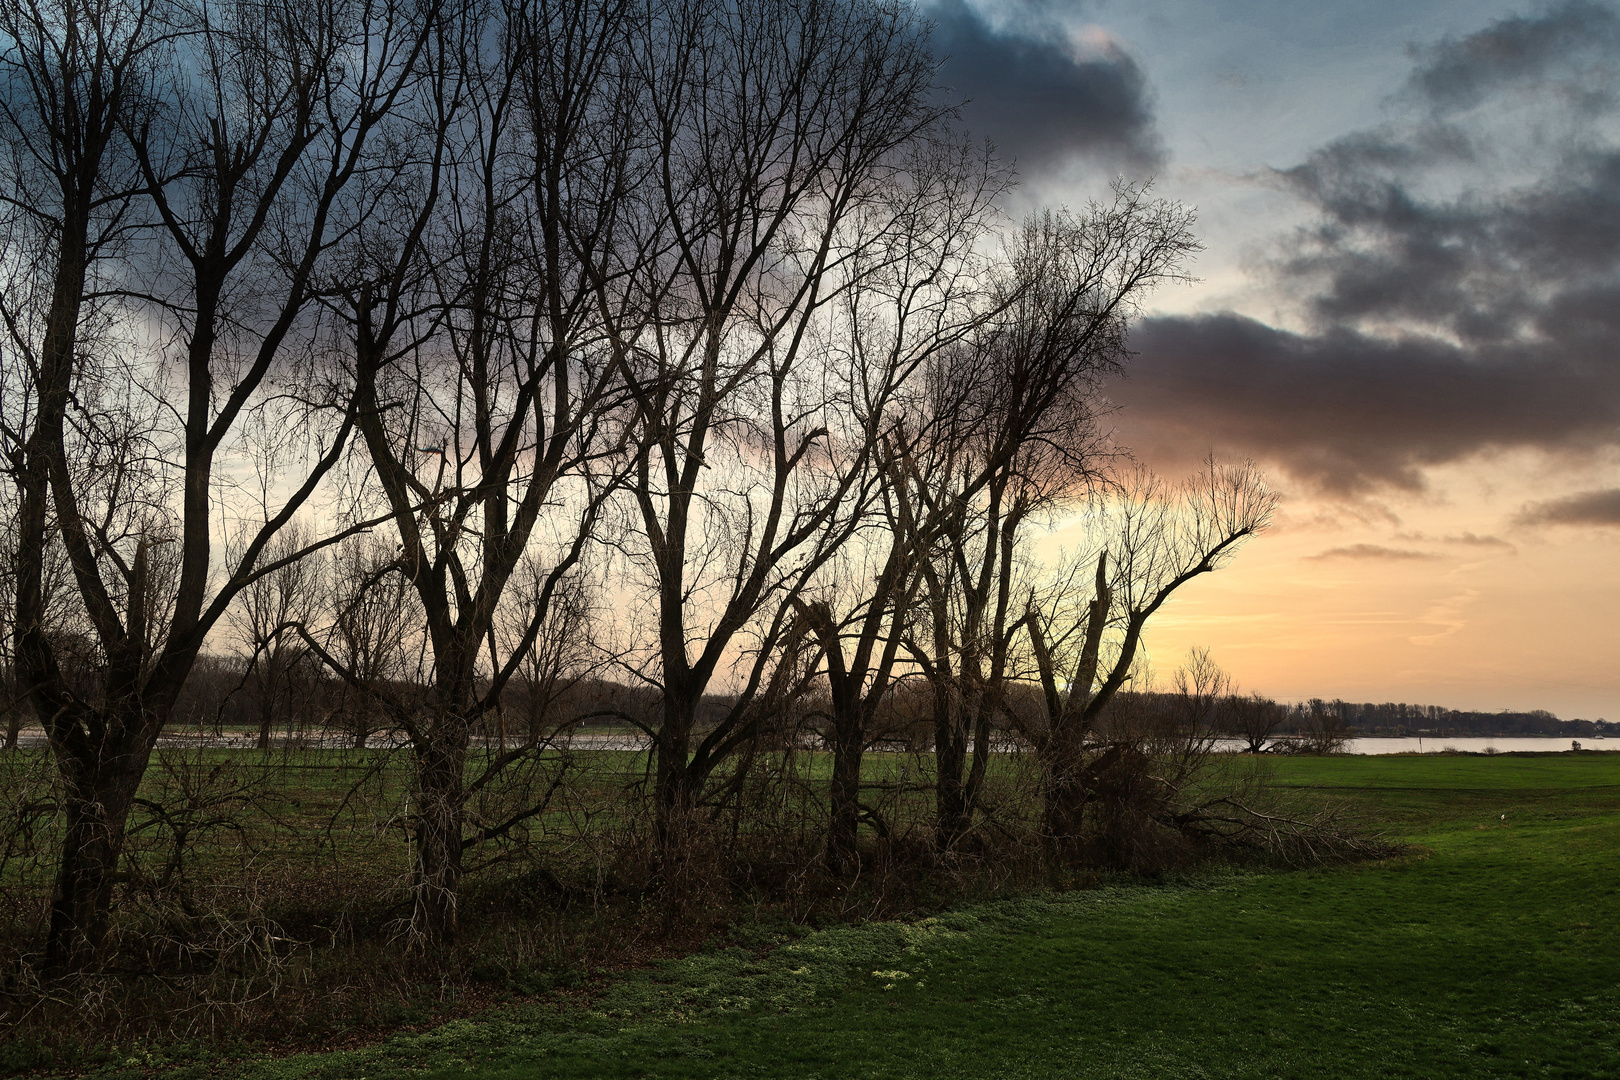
left=256, top=671, right=275, bottom=750
left=826, top=703, right=864, bottom=873
left=962, top=701, right=992, bottom=821
left=934, top=689, right=969, bottom=849
left=345, top=689, right=368, bottom=749
left=799, top=561, right=913, bottom=876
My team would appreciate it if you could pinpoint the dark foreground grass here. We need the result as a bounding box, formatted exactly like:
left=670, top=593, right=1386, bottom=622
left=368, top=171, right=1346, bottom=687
left=39, top=753, right=1620, bottom=1079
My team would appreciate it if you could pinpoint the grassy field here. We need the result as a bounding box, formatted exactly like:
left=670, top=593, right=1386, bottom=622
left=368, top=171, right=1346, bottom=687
left=37, top=751, right=1618, bottom=1080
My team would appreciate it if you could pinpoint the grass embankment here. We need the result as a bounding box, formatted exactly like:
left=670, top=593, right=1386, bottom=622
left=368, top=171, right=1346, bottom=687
left=45, top=752, right=1620, bottom=1080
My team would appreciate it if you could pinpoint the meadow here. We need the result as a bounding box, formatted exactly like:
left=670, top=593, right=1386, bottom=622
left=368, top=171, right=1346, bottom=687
left=19, top=752, right=1617, bottom=1079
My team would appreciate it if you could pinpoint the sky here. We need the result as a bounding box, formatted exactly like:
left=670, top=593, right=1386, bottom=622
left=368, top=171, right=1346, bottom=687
left=927, top=0, right=1620, bottom=718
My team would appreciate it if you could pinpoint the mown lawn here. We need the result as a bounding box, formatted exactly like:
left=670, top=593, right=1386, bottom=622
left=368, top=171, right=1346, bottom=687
left=54, top=753, right=1620, bottom=1079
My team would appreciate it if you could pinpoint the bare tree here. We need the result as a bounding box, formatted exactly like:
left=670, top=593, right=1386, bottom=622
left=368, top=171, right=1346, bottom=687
left=322, top=533, right=420, bottom=749
left=0, top=0, right=436, bottom=969
left=227, top=523, right=322, bottom=749
left=497, top=555, right=598, bottom=751
left=1291, top=699, right=1352, bottom=754
left=1145, top=646, right=1232, bottom=797
left=896, top=191, right=1199, bottom=848
left=1023, top=461, right=1277, bottom=859
left=607, top=0, right=944, bottom=854
left=0, top=0, right=163, bottom=970
left=1223, top=691, right=1287, bottom=754
left=787, top=135, right=1003, bottom=872
left=306, top=0, right=653, bottom=946
left=1164, top=646, right=1231, bottom=743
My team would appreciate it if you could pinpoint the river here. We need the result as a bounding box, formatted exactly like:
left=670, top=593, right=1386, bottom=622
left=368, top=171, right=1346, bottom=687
left=7, top=730, right=1611, bottom=754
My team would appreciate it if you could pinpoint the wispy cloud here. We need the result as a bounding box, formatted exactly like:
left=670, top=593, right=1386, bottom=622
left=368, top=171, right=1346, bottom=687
left=1306, top=543, right=1443, bottom=561
left=1395, top=530, right=1518, bottom=552
left=1445, top=531, right=1515, bottom=550
left=1410, top=588, right=1481, bottom=645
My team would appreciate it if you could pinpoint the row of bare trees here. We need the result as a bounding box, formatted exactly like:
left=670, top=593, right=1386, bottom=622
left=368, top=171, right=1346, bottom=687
left=1, top=0, right=1275, bottom=972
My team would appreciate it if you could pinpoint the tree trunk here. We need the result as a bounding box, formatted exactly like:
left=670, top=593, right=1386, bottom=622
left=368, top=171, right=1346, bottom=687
left=653, top=701, right=697, bottom=858
left=44, top=723, right=154, bottom=971
left=934, top=696, right=969, bottom=849
left=962, top=703, right=993, bottom=824
left=46, top=798, right=129, bottom=970
left=1039, top=731, right=1087, bottom=860
left=827, top=706, right=864, bottom=873
left=257, top=675, right=274, bottom=750
left=413, top=732, right=466, bottom=947
left=1043, top=742, right=1141, bottom=869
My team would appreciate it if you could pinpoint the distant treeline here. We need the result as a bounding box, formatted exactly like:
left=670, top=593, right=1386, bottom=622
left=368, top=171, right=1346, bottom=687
left=1283, top=699, right=1613, bottom=738
left=12, top=661, right=1605, bottom=747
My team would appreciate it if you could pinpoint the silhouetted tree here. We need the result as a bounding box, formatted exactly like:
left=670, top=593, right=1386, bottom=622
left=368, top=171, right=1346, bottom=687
left=901, top=192, right=1200, bottom=848
left=1222, top=691, right=1287, bottom=753
left=607, top=0, right=944, bottom=855
left=1, top=0, right=435, bottom=969
left=1022, top=462, right=1276, bottom=859
left=228, top=524, right=322, bottom=749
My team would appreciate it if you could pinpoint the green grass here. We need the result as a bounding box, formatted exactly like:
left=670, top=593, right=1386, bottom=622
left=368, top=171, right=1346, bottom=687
left=50, top=752, right=1620, bottom=1080
left=1263, top=751, right=1620, bottom=829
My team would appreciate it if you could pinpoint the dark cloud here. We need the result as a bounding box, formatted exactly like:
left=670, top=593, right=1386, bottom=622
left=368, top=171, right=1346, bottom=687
left=1515, top=488, right=1620, bottom=525
left=1113, top=313, right=1620, bottom=494
left=1277, top=141, right=1620, bottom=344
left=927, top=0, right=1163, bottom=175
left=1306, top=544, right=1442, bottom=561
left=1115, top=4, right=1620, bottom=498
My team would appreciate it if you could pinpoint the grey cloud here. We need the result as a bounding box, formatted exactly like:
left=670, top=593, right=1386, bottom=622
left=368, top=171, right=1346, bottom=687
left=1116, top=5, right=1620, bottom=497
left=1515, top=488, right=1620, bottom=525
left=1405, top=0, right=1620, bottom=114
left=1306, top=544, right=1443, bottom=561
left=1274, top=5, right=1620, bottom=345
left=1397, top=531, right=1519, bottom=550
left=927, top=0, right=1163, bottom=175
left=1278, top=143, right=1620, bottom=344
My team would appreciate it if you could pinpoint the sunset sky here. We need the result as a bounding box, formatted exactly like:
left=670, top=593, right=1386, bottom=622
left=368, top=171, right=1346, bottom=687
left=931, top=0, right=1620, bottom=718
